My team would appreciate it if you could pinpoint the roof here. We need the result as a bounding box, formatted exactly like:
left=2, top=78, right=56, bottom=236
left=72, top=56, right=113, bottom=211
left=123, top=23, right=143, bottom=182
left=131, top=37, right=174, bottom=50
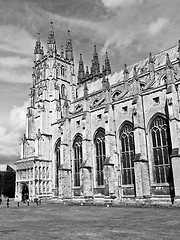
left=77, top=44, right=178, bottom=98
left=0, top=164, right=15, bottom=172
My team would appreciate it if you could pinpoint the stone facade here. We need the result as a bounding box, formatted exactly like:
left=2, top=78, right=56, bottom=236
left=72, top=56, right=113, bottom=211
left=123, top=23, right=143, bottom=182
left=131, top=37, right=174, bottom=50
left=15, top=25, right=180, bottom=204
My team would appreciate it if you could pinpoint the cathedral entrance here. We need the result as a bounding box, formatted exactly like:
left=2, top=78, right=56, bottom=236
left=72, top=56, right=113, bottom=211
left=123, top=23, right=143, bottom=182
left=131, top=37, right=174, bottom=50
left=22, top=184, right=29, bottom=202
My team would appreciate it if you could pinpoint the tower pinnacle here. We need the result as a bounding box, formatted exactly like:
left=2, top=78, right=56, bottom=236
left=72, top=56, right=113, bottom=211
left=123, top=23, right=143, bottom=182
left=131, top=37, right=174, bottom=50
left=91, top=45, right=100, bottom=75
left=65, top=30, right=74, bottom=61
left=34, top=32, right=43, bottom=61
left=78, top=54, right=85, bottom=83
left=47, top=22, right=56, bottom=56
left=104, top=52, right=111, bottom=75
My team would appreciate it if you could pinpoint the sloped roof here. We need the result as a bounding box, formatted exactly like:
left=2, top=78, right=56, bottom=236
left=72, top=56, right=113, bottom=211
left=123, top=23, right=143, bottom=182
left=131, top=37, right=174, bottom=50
left=0, top=164, right=15, bottom=172
left=77, top=44, right=178, bottom=98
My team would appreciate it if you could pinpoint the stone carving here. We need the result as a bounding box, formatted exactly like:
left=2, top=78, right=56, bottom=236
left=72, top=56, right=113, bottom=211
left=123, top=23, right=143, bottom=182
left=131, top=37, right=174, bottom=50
left=90, top=97, right=105, bottom=109
left=75, top=104, right=83, bottom=113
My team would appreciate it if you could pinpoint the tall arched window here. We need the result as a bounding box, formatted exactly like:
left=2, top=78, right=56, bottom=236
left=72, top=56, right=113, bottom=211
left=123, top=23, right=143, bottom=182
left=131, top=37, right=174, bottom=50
left=55, top=139, right=61, bottom=188
left=94, top=128, right=105, bottom=186
left=61, top=84, right=65, bottom=97
left=150, top=116, right=172, bottom=183
left=73, top=135, right=83, bottom=187
left=120, top=122, right=135, bottom=185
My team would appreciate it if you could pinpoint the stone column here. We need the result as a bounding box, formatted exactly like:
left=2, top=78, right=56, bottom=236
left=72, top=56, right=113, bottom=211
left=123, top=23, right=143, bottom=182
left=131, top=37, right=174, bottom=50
left=132, top=67, right=151, bottom=198
left=81, top=112, right=93, bottom=197
left=60, top=118, right=72, bottom=199
left=104, top=104, right=118, bottom=197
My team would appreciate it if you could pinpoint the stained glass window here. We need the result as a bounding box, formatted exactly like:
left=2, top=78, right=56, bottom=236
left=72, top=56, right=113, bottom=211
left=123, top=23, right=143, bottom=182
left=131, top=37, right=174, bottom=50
left=120, top=123, right=135, bottom=185
left=73, top=135, right=83, bottom=187
left=150, top=116, right=172, bottom=183
left=94, top=129, right=105, bottom=186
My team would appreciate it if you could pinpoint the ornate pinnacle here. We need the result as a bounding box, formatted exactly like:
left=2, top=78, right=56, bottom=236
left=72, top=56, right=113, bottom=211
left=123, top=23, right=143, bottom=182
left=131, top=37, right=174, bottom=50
left=65, top=30, right=73, bottom=61
left=166, top=53, right=173, bottom=69
left=48, top=22, right=55, bottom=44
left=133, top=66, right=138, bottom=80
left=34, top=32, right=41, bottom=54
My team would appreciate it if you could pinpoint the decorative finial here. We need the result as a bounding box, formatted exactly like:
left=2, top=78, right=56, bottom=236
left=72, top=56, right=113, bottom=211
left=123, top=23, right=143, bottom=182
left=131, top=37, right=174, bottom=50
left=123, top=63, right=128, bottom=74
left=94, top=45, right=97, bottom=53
left=37, top=32, right=40, bottom=42
left=166, top=53, right=172, bottom=69
left=50, top=21, right=53, bottom=31
left=133, top=65, right=138, bottom=80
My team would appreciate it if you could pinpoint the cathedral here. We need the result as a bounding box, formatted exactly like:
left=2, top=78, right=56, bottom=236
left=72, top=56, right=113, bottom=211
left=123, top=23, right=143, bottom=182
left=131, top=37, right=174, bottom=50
left=15, top=23, right=180, bottom=205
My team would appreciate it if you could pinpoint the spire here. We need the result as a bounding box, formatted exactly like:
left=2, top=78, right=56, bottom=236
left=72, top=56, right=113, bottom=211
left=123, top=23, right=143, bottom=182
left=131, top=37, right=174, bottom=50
left=102, top=65, right=106, bottom=76
left=47, top=22, right=56, bottom=55
left=123, top=63, right=129, bottom=80
left=91, top=45, right=100, bottom=75
left=104, top=52, right=111, bottom=75
left=133, top=65, right=138, bottom=80
left=78, top=54, right=85, bottom=83
left=166, top=53, right=175, bottom=89
left=60, top=45, right=64, bottom=58
left=34, top=32, right=43, bottom=61
left=83, top=81, right=88, bottom=100
left=149, top=52, right=154, bottom=63
left=85, top=66, right=89, bottom=78
left=102, top=76, right=110, bottom=91
left=132, top=65, right=141, bottom=98
left=148, top=52, right=155, bottom=80
left=65, top=30, right=73, bottom=61
left=166, top=53, right=173, bottom=69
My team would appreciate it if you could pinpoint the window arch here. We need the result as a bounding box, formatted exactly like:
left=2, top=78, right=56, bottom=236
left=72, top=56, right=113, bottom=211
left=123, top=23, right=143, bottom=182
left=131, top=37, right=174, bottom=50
left=55, top=138, right=61, bottom=188
left=94, top=128, right=105, bottom=186
left=61, top=84, right=65, bottom=97
left=73, top=135, right=83, bottom=187
left=150, top=115, right=172, bottom=184
left=119, top=122, right=135, bottom=185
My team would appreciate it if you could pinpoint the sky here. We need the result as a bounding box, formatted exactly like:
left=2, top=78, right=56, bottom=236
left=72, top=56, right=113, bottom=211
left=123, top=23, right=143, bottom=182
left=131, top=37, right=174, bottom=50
left=0, top=0, right=180, bottom=166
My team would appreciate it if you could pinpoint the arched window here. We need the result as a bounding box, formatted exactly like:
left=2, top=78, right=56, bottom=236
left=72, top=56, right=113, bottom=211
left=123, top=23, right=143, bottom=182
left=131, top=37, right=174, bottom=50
left=150, top=116, right=172, bottom=183
left=73, top=135, right=83, bottom=187
left=94, top=128, right=105, bottom=186
left=55, top=139, right=61, bottom=188
left=120, top=123, right=135, bottom=185
left=61, top=84, right=65, bottom=97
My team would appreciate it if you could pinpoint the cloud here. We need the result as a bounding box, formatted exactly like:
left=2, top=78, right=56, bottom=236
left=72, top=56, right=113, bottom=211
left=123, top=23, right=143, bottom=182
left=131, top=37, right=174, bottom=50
left=100, top=30, right=134, bottom=55
left=0, top=101, right=28, bottom=157
left=0, top=25, right=35, bottom=56
left=147, top=18, right=168, bottom=36
left=0, top=56, right=32, bottom=69
left=101, top=0, right=137, bottom=8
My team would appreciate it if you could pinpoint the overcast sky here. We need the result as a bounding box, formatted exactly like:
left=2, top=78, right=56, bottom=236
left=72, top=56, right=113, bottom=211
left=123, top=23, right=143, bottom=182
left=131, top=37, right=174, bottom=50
left=0, top=0, right=180, bottom=165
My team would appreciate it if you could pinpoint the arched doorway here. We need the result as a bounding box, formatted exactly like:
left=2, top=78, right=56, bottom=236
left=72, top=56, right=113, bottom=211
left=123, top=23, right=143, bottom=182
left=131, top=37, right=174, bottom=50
left=22, top=184, right=29, bottom=202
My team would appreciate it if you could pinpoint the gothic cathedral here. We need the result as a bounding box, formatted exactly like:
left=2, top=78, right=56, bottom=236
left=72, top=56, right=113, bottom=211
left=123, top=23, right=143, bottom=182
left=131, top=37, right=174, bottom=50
left=15, top=23, right=180, bottom=205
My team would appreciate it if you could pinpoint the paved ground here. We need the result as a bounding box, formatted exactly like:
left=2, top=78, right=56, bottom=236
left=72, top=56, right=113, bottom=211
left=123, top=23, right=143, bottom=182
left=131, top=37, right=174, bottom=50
left=0, top=199, right=180, bottom=240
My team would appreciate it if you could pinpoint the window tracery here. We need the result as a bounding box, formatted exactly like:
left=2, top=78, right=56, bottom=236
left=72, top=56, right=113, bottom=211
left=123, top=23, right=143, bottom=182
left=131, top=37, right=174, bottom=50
left=150, top=116, right=172, bottom=183
left=73, top=135, right=83, bottom=187
left=94, top=129, right=105, bottom=186
left=120, top=123, right=135, bottom=185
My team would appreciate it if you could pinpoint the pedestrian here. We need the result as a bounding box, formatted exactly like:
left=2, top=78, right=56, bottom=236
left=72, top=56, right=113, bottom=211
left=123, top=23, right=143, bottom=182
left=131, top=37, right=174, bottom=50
left=27, top=199, right=30, bottom=206
left=6, top=197, right=9, bottom=208
left=0, top=198, right=2, bottom=204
